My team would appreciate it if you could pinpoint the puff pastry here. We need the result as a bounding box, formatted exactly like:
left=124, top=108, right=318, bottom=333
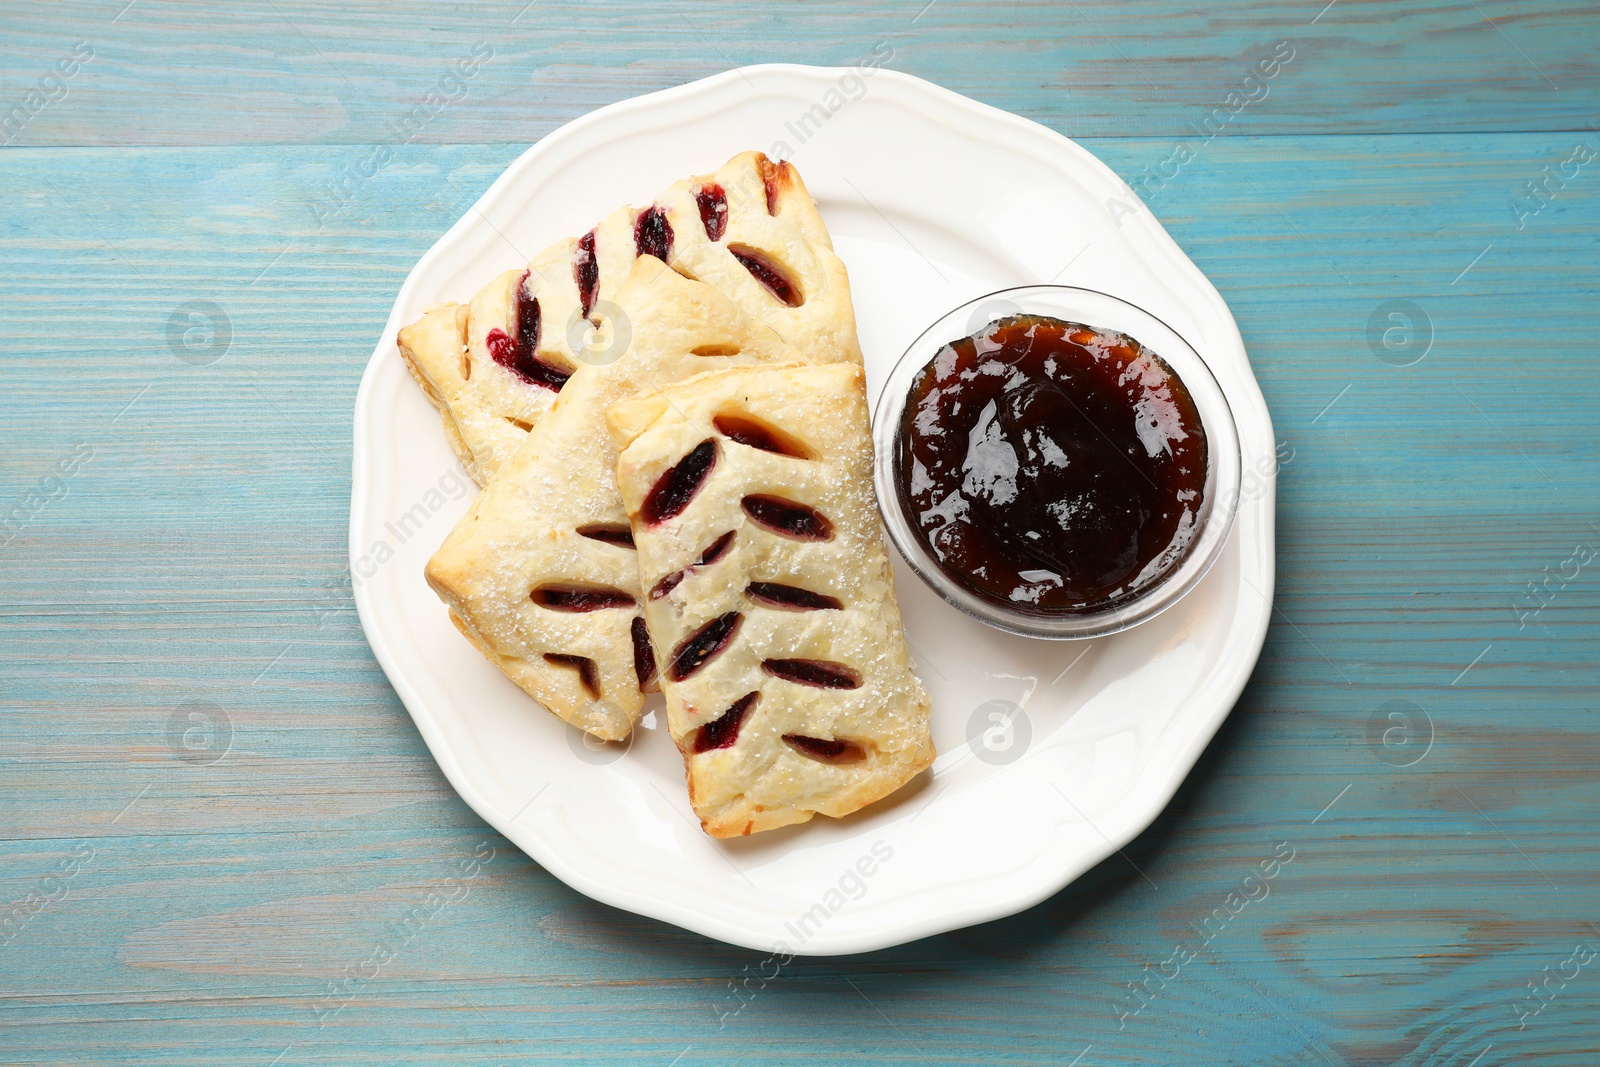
left=397, top=207, right=637, bottom=486
left=607, top=364, right=934, bottom=837
left=397, top=150, right=859, bottom=484
left=425, top=255, right=855, bottom=740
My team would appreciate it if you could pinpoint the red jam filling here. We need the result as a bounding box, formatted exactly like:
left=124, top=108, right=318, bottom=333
left=643, top=440, right=717, bottom=525
left=761, top=659, right=860, bottom=690
left=745, top=582, right=841, bottom=611
left=696, top=184, right=728, bottom=242
left=896, top=314, right=1208, bottom=613
left=742, top=495, right=833, bottom=541
left=729, top=246, right=802, bottom=308
left=634, top=205, right=673, bottom=263
left=574, top=230, right=599, bottom=318
left=531, top=584, right=637, bottom=612
left=630, top=616, right=657, bottom=690
left=484, top=272, right=570, bottom=392
left=668, top=611, right=742, bottom=681
left=693, top=692, right=758, bottom=753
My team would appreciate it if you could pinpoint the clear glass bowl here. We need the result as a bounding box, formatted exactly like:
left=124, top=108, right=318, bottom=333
left=873, top=285, right=1242, bottom=640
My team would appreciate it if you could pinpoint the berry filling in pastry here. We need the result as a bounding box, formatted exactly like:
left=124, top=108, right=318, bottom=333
left=607, top=362, right=934, bottom=836
left=424, top=152, right=865, bottom=742
left=696, top=184, right=728, bottom=242
left=397, top=150, right=858, bottom=486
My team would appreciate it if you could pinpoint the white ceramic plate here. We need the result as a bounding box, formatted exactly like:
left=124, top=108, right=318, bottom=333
left=351, top=64, right=1276, bottom=955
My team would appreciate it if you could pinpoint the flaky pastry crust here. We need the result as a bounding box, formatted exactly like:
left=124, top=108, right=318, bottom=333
left=608, top=364, right=934, bottom=837
left=398, top=151, right=861, bottom=484
left=425, top=254, right=856, bottom=739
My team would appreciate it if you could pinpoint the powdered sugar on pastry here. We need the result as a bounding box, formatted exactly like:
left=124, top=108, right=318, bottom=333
left=397, top=206, right=637, bottom=486
left=397, top=151, right=860, bottom=485
left=608, top=364, right=934, bottom=837
left=425, top=256, right=854, bottom=740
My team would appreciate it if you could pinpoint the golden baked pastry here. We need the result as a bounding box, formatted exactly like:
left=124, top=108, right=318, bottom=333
left=396, top=206, right=636, bottom=486
left=607, top=364, right=934, bottom=837
left=397, top=150, right=859, bottom=484
left=425, top=254, right=856, bottom=740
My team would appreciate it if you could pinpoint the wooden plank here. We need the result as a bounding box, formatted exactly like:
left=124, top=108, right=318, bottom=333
left=2, top=126, right=1597, bottom=1062
left=1, top=1, right=1596, bottom=148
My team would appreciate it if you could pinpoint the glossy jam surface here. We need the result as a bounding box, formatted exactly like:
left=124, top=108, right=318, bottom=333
left=897, top=314, right=1207, bottom=614
left=695, top=184, right=728, bottom=242
left=574, top=231, right=599, bottom=317
left=634, top=205, right=673, bottom=263
left=761, top=658, right=860, bottom=690
left=745, top=582, right=841, bottom=611
left=693, top=692, right=756, bottom=753
left=729, top=246, right=802, bottom=307
left=668, top=611, right=742, bottom=682
left=530, top=583, right=635, bottom=612
left=484, top=271, right=570, bottom=392
left=642, top=440, right=716, bottom=525
left=741, top=495, right=833, bottom=541
left=630, top=616, right=657, bottom=690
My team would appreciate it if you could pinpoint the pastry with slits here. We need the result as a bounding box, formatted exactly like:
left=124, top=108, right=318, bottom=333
left=607, top=363, right=934, bottom=837
left=397, top=150, right=858, bottom=485
left=397, top=211, right=635, bottom=486
left=424, top=255, right=857, bottom=740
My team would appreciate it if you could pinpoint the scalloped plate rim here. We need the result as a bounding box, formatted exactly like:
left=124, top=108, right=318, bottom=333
left=351, top=63, right=1275, bottom=955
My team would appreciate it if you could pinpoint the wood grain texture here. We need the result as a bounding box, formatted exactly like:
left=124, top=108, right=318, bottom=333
left=3, top=2, right=1599, bottom=1064
left=1, top=1, right=1597, bottom=147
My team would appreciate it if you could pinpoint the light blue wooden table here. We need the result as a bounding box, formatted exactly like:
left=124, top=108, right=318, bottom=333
left=3, top=2, right=1598, bottom=1064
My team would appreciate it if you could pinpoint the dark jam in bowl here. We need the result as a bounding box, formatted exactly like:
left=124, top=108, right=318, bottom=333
left=896, top=314, right=1208, bottom=614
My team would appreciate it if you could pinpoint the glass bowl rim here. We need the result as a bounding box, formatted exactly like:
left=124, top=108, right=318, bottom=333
left=871, top=283, right=1243, bottom=640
